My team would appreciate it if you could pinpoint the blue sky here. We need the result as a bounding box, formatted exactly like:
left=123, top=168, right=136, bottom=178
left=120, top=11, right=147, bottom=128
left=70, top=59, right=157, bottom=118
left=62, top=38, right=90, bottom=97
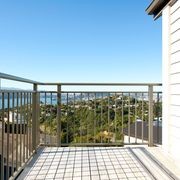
left=0, top=0, right=162, bottom=87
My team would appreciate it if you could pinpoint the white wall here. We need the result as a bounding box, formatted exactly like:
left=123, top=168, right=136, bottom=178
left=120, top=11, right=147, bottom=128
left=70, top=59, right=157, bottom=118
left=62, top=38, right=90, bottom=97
left=162, top=0, right=180, bottom=165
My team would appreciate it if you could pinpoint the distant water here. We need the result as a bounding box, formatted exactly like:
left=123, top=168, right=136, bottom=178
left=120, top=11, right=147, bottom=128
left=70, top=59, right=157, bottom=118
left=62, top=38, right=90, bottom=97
left=0, top=92, right=120, bottom=109
left=0, top=98, right=58, bottom=109
left=0, top=96, right=81, bottom=109
left=0, top=98, right=24, bottom=109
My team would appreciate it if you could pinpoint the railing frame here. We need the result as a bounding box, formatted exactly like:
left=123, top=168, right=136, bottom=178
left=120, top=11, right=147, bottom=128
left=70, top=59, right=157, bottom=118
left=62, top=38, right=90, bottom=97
left=57, top=85, right=61, bottom=147
left=38, top=83, right=161, bottom=147
left=32, top=84, right=38, bottom=152
left=0, top=72, right=162, bottom=179
left=148, top=85, right=154, bottom=147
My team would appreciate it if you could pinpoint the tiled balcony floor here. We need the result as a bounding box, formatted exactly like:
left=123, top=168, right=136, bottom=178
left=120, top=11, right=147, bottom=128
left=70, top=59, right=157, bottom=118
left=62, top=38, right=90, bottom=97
left=18, top=147, right=178, bottom=180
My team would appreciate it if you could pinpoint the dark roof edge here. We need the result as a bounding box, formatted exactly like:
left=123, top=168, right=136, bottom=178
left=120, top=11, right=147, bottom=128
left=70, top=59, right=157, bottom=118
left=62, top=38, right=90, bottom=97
left=146, top=0, right=161, bottom=14
left=146, top=0, right=177, bottom=19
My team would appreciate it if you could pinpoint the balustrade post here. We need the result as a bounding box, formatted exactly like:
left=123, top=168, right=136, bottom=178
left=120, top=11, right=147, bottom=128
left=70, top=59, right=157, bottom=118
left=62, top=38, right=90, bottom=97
left=57, top=85, right=61, bottom=147
left=148, top=85, right=154, bottom=147
left=32, top=84, right=38, bottom=152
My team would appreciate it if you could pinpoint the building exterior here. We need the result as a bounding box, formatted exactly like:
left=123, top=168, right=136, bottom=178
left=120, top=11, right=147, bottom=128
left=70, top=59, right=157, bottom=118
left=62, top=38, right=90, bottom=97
left=147, top=0, right=180, bottom=166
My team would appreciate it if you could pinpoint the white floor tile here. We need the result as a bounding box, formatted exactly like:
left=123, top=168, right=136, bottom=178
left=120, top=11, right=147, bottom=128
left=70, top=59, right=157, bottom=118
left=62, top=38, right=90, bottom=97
left=19, top=147, right=170, bottom=180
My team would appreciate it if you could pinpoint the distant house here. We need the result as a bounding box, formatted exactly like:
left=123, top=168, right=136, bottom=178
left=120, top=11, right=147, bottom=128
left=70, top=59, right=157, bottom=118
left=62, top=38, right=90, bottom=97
left=4, top=111, right=27, bottom=134
left=4, top=111, right=25, bottom=124
left=146, top=0, right=180, bottom=166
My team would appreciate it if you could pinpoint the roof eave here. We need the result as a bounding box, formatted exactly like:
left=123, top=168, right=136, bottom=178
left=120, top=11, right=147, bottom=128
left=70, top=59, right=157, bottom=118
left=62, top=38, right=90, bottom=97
left=146, top=0, right=161, bottom=15
left=146, top=0, right=173, bottom=19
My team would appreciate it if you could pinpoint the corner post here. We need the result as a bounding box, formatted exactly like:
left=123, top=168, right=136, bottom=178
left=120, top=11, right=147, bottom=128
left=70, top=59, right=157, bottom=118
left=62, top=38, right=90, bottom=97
left=32, top=84, right=38, bottom=152
left=148, top=85, right=154, bottom=147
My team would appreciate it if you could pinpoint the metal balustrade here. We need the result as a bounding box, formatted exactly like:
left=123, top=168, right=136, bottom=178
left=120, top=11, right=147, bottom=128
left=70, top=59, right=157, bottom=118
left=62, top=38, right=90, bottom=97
left=38, top=91, right=162, bottom=147
left=0, top=91, right=34, bottom=180
left=0, top=73, right=162, bottom=180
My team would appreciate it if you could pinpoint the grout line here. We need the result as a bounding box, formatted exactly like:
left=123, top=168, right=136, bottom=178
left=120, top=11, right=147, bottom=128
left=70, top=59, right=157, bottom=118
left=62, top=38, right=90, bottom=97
left=72, top=147, right=77, bottom=179
left=54, top=147, right=64, bottom=179
left=99, top=147, right=110, bottom=180
left=122, top=148, right=138, bottom=178
left=18, top=147, right=177, bottom=180
left=80, top=147, right=83, bottom=180
left=113, top=148, right=135, bottom=179
left=63, top=147, right=71, bottom=179
left=94, top=147, right=101, bottom=179
left=94, top=147, right=101, bottom=180
left=106, top=148, right=119, bottom=178
left=87, top=147, right=92, bottom=180
left=43, top=148, right=51, bottom=179
left=125, top=148, right=146, bottom=177
left=36, top=148, right=49, bottom=178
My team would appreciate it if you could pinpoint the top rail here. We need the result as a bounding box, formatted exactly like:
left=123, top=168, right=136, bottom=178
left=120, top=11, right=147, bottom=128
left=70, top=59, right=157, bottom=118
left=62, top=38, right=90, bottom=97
left=0, top=72, right=40, bottom=84
left=38, top=82, right=162, bottom=86
left=0, top=72, right=162, bottom=86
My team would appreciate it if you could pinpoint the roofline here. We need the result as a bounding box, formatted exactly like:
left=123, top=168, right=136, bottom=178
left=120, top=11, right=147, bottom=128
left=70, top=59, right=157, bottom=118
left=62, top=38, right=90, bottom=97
left=146, top=0, right=162, bottom=14
left=146, top=0, right=177, bottom=19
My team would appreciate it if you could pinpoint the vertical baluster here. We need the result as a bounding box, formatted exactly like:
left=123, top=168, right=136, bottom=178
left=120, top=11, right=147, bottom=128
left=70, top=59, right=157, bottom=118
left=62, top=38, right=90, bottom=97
left=50, top=92, right=53, bottom=145
left=32, top=84, right=38, bottom=152
left=87, top=93, right=89, bottom=143
left=108, top=93, right=110, bottom=143
left=12, top=92, right=15, bottom=176
left=121, top=93, right=124, bottom=143
left=115, top=93, right=117, bottom=143
left=26, top=93, right=29, bottom=160
left=37, top=92, right=41, bottom=144
left=16, top=92, right=19, bottom=171
left=6, top=93, right=10, bottom=179
left=128, top=93, right=131, bottom=144
left=23, top=92, right=26, bottom=163
left=20, top=92, right=23, bottom=166
left=135, top=93, right=137, bottom=144
left=101, top=93, right=103, bottom=144
left=148, top=85, right=154, bottom=147
left=80, top=93, right=82, bottom=144
left=57, top=85, right=61, bottom=147
left=73, top=93, right=75, bottom=144
left=1, top=93, right=4, bottom=180
left=157, top=92, right=160, bottom=144
left=142, top=93, right=144, bottom=143
left=29, top=93, right=32, bottom=155
left=44, top=92, right=47, bottom=145
left=37, top=92, right=40, bottom=147
left=38, top=92, right=40, bottom=147
left=94, top=93, right=96, bottom=143
left=66, top=93, right=69, bottom=144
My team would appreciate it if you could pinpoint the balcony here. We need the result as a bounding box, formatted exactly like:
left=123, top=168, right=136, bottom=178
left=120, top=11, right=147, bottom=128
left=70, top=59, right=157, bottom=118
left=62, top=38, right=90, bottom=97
left=0, top=72, right=180, bottom=180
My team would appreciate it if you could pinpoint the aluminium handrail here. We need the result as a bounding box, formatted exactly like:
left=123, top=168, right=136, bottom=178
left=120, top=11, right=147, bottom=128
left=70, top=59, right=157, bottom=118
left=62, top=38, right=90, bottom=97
left=38, top=82, right=162, bottom=86
left=38, top=90, right=162, bottom=93
left=0, top=72, right=40, bottom=84
left=0, top=72, right=162, bottom=86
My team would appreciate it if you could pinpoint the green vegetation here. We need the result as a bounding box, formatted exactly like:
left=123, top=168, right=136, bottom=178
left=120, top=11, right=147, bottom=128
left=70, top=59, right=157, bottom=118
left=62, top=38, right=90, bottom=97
left=39, top=94, right=162, bottom=145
